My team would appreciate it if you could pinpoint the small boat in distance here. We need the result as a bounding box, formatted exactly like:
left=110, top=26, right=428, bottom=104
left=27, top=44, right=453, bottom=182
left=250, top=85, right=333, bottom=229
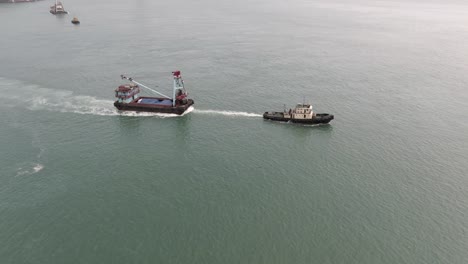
left=71, top=17, right=80, bottom=24
left=114, top=71, right=194, bottom=115
left=50, top=0, right=68, bottom=14
left=1, top=0, right=38, bottom=2
left=263, top=103, right=334, bottom=124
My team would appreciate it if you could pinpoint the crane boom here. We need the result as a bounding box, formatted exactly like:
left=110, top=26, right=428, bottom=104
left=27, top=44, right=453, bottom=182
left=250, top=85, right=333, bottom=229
left=120, top=75, right=171, bottom=99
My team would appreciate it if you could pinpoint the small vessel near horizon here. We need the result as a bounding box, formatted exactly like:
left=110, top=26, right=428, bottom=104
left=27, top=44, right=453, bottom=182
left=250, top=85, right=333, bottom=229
left=71, top=17, right=80, bottom=24
left=263, top=103, right=334, bottom=124
left=0, top=0, right=38, bottom=3
left=50, top=0, right=68, bottom=14
left=114, top=71, right=194, bottom=115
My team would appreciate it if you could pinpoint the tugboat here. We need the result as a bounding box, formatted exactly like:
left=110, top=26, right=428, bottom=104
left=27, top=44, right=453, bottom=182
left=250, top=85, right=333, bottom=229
left=263, top=103, right=334, bottom=124
left=114, top=71, right=194, bottom=115
left=50, top=0, right=68, bottom=14
left=71, top=17, right=80, bottom=24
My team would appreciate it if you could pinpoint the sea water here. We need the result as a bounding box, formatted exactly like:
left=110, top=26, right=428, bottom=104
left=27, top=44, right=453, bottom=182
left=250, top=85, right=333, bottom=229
left=1, top=0, right=467, bottom=263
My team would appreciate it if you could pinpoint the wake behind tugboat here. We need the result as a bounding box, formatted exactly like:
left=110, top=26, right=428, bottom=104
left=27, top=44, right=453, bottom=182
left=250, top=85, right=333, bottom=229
left=263, top=103, right=334, bottom=124
left=193, top=109, right=262, bottom=117
left=114, top=71, right=194, bottom=115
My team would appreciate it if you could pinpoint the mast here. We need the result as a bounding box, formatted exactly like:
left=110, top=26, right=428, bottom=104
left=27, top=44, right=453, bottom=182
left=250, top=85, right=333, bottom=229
left=172, top=71, right=185, bottom=107
left=120, top=75, right=171, bottom=99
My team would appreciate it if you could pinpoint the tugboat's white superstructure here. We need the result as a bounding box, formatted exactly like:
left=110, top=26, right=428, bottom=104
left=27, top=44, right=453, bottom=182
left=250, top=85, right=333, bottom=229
left=263, top=103, right=334, bottom=124
left=291, top=104, right=314, bottom=120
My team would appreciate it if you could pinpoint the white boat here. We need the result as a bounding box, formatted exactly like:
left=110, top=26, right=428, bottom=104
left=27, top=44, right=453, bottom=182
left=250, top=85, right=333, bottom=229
left=71, top=17, right=80, bottom=24
left=50, top=0, right=68, bottom=14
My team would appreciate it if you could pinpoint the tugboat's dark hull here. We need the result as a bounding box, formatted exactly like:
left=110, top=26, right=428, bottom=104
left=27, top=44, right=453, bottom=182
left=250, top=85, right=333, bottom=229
left=115, top=99, right=194, bottom=115
left=263, top=112, right=334, bottom=124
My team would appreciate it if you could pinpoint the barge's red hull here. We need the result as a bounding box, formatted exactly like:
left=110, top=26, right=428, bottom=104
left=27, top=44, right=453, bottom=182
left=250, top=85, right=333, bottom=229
left=114, top=97, right=194, bottom=115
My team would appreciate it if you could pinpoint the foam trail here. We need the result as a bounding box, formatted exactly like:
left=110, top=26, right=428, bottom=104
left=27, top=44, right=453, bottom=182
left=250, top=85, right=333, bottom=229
left=0, top=77, right=188, bottom=118
left=193, top=109, right=262, bottom=117
left=28, top=95, right=190, bottom=118
left=181, top=106, right=194, bottom=116
left=1, top=78, right=255, bottom=118
left=16, top=163, right=44, bottom=176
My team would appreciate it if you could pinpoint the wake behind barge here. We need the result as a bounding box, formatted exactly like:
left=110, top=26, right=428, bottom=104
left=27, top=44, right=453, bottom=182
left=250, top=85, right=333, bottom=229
left=263, top=103, right=334, bottom=124
left=114, top=71, right=194, bottom=115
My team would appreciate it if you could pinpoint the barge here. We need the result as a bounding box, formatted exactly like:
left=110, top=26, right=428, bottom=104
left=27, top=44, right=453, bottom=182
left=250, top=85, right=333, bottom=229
left=114, top=71, right=194, bottom=115
left=263, top=103, right=333, bottom=124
